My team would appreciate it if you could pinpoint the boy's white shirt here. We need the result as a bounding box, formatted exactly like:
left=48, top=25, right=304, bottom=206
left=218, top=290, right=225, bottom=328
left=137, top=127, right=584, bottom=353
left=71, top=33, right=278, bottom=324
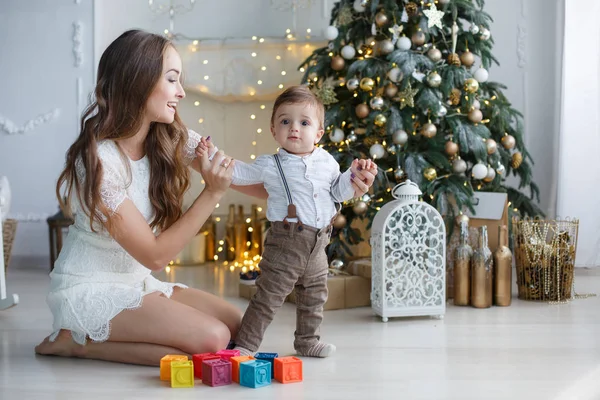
left=232, top=147, right=354, bottom=229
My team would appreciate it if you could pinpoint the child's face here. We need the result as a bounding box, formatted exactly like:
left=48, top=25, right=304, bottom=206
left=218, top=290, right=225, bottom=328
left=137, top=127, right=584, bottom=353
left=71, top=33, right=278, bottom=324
left=271, top=102, right=324, bottom=156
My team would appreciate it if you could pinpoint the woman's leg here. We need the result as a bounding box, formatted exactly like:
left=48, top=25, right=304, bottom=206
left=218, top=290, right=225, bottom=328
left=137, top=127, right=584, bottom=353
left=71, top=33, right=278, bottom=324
left=35, top=292, right=233, bottom=365
left=169, top=287, right=242, bottom=337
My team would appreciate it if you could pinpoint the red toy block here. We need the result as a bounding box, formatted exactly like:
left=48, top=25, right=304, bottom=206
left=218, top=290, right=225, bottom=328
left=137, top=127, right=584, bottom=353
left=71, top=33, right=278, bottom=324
left=192, top=353, right=220, bottom=379
left=274, top=356, right=303, bottom=383
left=230, top=355, right=255, bottom=383
left=216, top=349, right=240, bottom=362
left=202, top=359, right=232, bottom=387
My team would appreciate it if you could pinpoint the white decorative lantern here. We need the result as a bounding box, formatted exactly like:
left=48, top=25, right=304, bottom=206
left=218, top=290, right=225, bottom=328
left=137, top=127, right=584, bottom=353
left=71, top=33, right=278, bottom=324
left=370, top=180, right=446, bottom=322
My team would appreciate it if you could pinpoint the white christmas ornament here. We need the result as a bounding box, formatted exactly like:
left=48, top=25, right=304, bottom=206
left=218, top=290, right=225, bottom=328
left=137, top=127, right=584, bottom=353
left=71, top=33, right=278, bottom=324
left=353, top=0, right=367, bottom=12
left=341, top=45, right=356, bottom=60
left=437, top=105, right=447, bottom=117
left=324, top=26, right=339, bottom=41
left=392, top=129, right=408, bottom=145
left=480, top=28, right=491, bottom=40
left=369, top=143, right=386, bottom=159
left=474, top=68, right=489, bottom=83
left=370, top=180, right=446, bottom=322
left=329, top=128, right=345, bottom=143
left=472, top=163, right=488, bottom=180
left=396, top=36, right=412, bottom=51
left=472, top=99, right=481, bottom=109
left=388, top=67, right=402, bottom=82
left=469, top=24, right=480, bottom=35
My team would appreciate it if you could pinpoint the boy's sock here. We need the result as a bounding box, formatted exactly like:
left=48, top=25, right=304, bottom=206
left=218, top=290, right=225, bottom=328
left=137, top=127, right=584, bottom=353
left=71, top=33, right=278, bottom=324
left=296, top=342, right=336, bottom=358
left=233, top=345, right=254, bottom=357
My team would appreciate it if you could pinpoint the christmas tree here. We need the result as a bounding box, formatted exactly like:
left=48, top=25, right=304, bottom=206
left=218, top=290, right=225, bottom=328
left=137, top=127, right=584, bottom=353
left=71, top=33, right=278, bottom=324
left=299, top=0, right=543, bottom=261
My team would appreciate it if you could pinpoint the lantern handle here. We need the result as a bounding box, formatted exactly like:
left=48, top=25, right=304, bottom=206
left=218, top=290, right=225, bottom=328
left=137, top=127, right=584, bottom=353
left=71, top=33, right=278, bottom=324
left=391, top=179, right=422, bottom=199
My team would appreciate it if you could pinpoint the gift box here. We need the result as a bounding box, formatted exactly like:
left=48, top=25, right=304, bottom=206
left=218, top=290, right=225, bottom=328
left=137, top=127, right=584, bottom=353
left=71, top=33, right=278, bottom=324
left=239, top=275, right=371, bottom=310
left=346, top=258, right=372, bottom=279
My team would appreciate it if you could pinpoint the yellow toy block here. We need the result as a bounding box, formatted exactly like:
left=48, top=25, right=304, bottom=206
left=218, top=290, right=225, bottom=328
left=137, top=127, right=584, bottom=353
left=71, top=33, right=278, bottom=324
left=160, top=354, right=188, bottom=381
left=171, top=360, right=194, bottom=388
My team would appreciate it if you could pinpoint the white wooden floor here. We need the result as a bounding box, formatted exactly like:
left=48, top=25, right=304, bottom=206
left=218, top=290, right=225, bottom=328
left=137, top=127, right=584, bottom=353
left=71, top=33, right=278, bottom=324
left=1, top=262, right=600, bottom=400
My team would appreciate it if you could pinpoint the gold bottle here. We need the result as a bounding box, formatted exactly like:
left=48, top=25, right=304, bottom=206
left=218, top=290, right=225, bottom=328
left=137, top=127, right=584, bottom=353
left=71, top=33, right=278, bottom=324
left=453, top=220, right=472, bottom=306
left=471, top=226, right=493, bottom=308
left=225, top=205, right=236, bottom=261
left=204, top=215, right=216, bottom=262
left=493, top=225, right=512, bottom=306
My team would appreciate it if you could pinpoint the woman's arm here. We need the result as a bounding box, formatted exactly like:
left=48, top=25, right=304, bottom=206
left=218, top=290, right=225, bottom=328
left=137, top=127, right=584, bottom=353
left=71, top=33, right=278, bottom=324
left=108, top=150, right=234, bottom=271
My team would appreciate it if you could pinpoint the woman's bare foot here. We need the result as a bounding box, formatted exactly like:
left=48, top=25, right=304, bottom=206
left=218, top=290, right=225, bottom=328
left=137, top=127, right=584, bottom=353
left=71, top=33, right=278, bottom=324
left=35, top=330, right=86, bottom=358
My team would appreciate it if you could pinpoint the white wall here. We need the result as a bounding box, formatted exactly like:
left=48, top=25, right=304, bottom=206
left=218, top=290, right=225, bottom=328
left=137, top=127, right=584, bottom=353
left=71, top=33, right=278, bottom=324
left=0, top=0, right=95, bottom=266
left=1, top=0, right=568, bottom=265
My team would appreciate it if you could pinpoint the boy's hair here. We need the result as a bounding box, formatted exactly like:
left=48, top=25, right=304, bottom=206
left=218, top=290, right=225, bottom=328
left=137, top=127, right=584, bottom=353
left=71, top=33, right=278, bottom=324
left=270, top=85, right=325, bottom=130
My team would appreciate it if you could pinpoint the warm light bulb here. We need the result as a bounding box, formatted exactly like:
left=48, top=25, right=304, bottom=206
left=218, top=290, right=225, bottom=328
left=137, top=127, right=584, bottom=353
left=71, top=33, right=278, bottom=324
left=281, top=71, right=286, bottom=76
left=215, top=217, right=221, bottom=222
left=251, top=52, right=257, bottom=57
left=194, top=101, right=200, bottom=106
left=278, top=84, right=284, bottom=88
left=250, top=114, right=256, bottom=119
left=193, top=40, right=199, bottom=45
left=260, top=105, right=266, bottom=109
left=261, top=66, right=267, bottom=71
left=257, top=128, right=262, bottom=133
left=204, top=75, right=209, bottom=80
left=257, top=80, right=263, bottom=85
left=165, top=266, right=171, bottom=272
left=259, top=38, right=264, bottom=43
left=252, top=36, right=257, bottom=40
left=215, top=203, right=220, bottom=208
left=251, top=154, right=256, bottom=159
left=203, top=60, right=208, bottom=65
left=198, top=118, right=204, bottom=124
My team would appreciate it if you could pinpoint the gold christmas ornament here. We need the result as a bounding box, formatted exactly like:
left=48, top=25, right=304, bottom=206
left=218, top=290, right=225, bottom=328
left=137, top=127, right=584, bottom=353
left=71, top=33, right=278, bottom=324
left=445, top=141, right=459, bottom=156
left=374, top=113, right=387, bottom=127
left=464, top=78, right=480, bottom=93
left=468, top=108, right=483, bottom=123
left=353, top=200, right=368, bottom=215
left=423, top=167, right=437, bottom=181
left=455, top=213, right=470, bottom=227
left=501, top=134, right=516, bottom=149
left=398, top=82, right=419, bottom=109
left=448, top=53, right=461, bottom=66
left=394, top=168, right=405, bottom=181
left=460, top=50, right=475, bottom=67
left=359, top=77, right=375, bottom=91
left=486, top=138, right=497, bottom=154
left=331, top=55, right=345, bottom=71
left=449, top=88, right=461, bottom=105
left=375, top=11, right=389, bottom=27
left=420, top=122, right=437, bottom=138
left=483, top=166, right=496, bottom=182
left=511, top=152, right=523, bottom=169
left=411, top=31, right=426, bottom=47
left=379, top=39, right=395, bottom=55
left=355, top=103, right=370, bottom=119
left=333, top=214, right=347, bottom=229
left=405, top=2, right=418, bottom=16
left=427, top=46, right=442, bottom=62
left=385, top=83, right=398, bottom=98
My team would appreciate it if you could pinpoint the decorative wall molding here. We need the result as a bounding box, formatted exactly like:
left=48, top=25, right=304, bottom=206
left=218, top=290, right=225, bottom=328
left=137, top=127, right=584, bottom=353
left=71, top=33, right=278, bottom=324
left=73, top=21, right=83, bottom=67
left=6, top=212, right=51, bottom=222
left=517, top=22, right=527, bottom=68
left=0, top=109, right=60, bottom=135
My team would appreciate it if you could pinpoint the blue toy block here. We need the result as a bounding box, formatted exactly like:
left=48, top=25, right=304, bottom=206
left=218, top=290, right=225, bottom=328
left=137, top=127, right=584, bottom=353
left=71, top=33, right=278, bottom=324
left=254, top=352, right=278, bottom=378
left=239, top=360, right=272, bottom=388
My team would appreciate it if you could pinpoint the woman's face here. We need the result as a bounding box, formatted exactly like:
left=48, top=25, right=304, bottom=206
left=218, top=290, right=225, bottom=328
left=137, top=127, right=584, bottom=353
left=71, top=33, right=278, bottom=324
left=146, top=46, right=185, bottom=124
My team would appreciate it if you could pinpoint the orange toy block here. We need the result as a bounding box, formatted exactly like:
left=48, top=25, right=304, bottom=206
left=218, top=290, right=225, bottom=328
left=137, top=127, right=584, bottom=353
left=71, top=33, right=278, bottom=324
left=171, top=360, right=194, bottom=388
left=274, top=356, right=303, bottom=383
left=160, top=354, right=188, bottom=381
left=230, top=355, right=255, bottom=383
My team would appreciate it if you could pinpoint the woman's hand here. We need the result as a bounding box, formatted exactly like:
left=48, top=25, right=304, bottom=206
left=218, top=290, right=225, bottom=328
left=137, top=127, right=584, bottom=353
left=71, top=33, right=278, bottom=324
left=196, top=146, right=235, bottom=196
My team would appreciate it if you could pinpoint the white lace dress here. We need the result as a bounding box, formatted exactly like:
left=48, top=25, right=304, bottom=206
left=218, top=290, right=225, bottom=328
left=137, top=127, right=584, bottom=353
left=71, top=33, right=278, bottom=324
left=47, top=129, right=202, bottom=345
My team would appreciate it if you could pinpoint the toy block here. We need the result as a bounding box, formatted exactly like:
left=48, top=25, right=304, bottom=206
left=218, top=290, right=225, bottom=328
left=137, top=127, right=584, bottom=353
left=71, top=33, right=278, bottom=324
left=254, top=352, right=278, bottom=378
left=170, top=360, right=194, bottom=388
left=230, top=355, right=255, bottom=383
left=216, top=349, right=240, bottom=362
left=202, top=359, right=232, bottom=387
left=192, top=353, right=220, bottom=379
left=239, top=360, right=272, bottom=388
left=160, top=354, right=188, bottom=381
left=274, top=356, right=303, bottom=383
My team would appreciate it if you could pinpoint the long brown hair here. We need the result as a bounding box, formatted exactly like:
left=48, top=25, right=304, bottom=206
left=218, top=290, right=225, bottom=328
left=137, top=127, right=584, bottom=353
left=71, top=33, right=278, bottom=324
left=56, top=29, right=190, bottom=232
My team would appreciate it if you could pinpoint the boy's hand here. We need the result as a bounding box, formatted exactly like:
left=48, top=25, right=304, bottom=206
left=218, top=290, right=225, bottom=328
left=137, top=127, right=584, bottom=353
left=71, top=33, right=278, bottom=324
left=195, top=136, right=218, bottom=161
left=350, top=158, right=378, bottom=198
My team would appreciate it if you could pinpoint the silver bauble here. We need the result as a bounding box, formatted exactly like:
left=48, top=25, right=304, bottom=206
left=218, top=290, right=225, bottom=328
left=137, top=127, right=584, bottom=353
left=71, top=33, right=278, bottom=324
left=392, top=129, right=409, bottom=145
left=369, top=96, right=384, bottom=110
left=470, top=24, right=480, bottom=35
left=437, top=105, right=448, bottom=117
left=379, top=39, right=395, bottom=55
left=480, top=28, right=491, bottom=40
left=426, top=71, right=442, bottom=88
left=453, top=158, right=467, bottom=173
left=427, top=47, right=442, bottom=62
left=352, top=201, right=368, bottom=215
left=330, top=259, right=344, bottom=269
left=347, top=132, right=358, bottom=142
left=347, top=78, right=360, bottom=91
